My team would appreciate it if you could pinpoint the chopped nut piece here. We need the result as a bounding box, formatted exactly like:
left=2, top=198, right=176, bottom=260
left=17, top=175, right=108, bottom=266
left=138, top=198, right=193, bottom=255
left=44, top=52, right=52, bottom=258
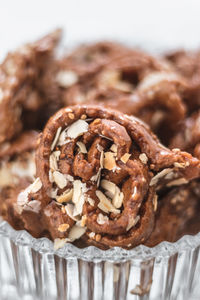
left=68, top=225, right=86, bottom=241
left=57, top=128, right=71, bottom=146
left=80, top=114, right=87, bottom=120
left=58, top=223, right=70, bottom=232
left=174, top=162, right=189, bottom=168
left=23, top=200, right=41, bottom=213
left=126, top=215, right=140, bottom=231
left=65, top=174, right=74, bottom=182
left=56, top=70, right=78, bottom=87
left=51, top=127, right=62, bottom=151
left=104, top=152, right=116, bottom=170
left=138, top=71, right=179, bottom=91
left=76, top=141, right=87, bottom=153
left=165, top=171, right=174, bottom=180
left=56, top=189, right=73, bottom=203
left=54, top=238, right=69, bottom=250
left=96, top=190, right=120, bottom=214
left=72, top=180, right=82, bottom=204
left=67, top=120, right=88, bottom=139
left=153, top=194, right=158, bottom=211
left=172, top=148, right=180, bottom=153
left=101, top=179, right=116, bottom=198
left=80, top=215, right=87, bottom=227
left=98, top=202, right=109, bottom=214
left=120, top=153, right=131, bottom=163
left=139, top=153, right=148, bottom=164
left=101, top=179, right=124, bottom=208
left=17, top=177, right=43, bottom=209
left=72, top=180, right=87, bottom=216
left=50, top=188, right=58, bottom=198
left=86, top=197, right=95, bottom=206
left=110, top=144, right=118, bottom=153
left=53, top=171, right=67, bottom=189
left=68, top=113, right=75, bottom=119
left=89, top=232, right=95, bottom=239
left=112, top=187, right=124, bottom=209
left=65, top=204, right=79, bottom=221
left=150, top=168, right=173, bottom=186
left=49, top=151, right=60, bottom=171
left=29, top=177, right=42, bottom=193
left=166, top=178, right=188, bottom=187
left=99, top=149, right=104, bottom=169
left=97, top=144, right=103, bottom=152
left=132, top=186, right=137, bottom=198
left=97, top=213, right=109, bottom=225
left=91, top=150, right=104, bottom=186
left=61, top=206, right=66, bottom=214
left=95, top=234, right=101, bottom=242
left=73, top=195, right=85, bottom=216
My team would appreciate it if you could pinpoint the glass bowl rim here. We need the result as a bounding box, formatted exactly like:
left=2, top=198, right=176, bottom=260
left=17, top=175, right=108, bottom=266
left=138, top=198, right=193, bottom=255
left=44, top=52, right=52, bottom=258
left=0, top=218, right=200, bottom=262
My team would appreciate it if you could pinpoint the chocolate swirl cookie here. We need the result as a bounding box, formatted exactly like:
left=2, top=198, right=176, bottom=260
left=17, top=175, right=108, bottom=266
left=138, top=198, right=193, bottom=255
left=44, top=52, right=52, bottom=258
left=0, top=29, right=61, bottom=144
left=59, top=47, right=186, bottom=143
left=15, top=104, right=198, bottom=249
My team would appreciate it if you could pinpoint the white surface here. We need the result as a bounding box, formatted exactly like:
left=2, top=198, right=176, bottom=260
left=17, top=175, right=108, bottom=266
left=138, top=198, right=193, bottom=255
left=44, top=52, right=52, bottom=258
left=0, top=0, right=200, bottom=60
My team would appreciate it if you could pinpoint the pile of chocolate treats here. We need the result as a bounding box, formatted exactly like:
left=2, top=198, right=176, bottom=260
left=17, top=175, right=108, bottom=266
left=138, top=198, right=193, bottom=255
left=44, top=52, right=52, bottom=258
left=0, top=30, right=200, bottom=250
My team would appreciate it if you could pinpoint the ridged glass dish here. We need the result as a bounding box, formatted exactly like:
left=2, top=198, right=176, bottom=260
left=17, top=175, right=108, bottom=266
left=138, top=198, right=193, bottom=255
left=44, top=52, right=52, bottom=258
left=0, top=218, right=200, bottom=300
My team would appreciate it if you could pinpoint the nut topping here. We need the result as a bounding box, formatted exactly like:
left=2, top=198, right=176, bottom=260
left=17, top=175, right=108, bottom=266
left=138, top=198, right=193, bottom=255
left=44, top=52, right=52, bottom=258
left=51, top=127, right=62, bottom=151
left=53, top=171, right=67, bottom=189
left=56, top=70, right=78, bottom=88
left=139, top=153, right=148, bottom=164
left=56, top=189, right=73, bottom=203
left=120, top=153, right=131, bottom=163
left=76, top=141, right=87, bottom=153
left=103, top=152, right=116, bottom=170
left=58, top=223, right=70, bottom=232
left=96, top=190, right=120, bottom=214
left=68, top=225, right=86, bottom=241
left=67, top=120, right=88, bottom=139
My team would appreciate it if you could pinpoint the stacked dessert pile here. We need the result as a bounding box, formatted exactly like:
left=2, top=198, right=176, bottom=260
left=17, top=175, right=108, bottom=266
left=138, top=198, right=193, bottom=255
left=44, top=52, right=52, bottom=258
left=0, top=30, right=200, bottom=249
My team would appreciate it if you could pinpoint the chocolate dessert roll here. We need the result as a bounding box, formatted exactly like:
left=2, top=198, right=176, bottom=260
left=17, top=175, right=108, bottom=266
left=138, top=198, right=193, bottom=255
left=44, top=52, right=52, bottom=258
left=90, top=70, right=186, bottom=142
left=60, top=49, right=186, bottom=142
left=61, top=46, right=172, bottom=106
left=48, top=42, right=134, bottom=109
left=0, top=29, right=61, bottom=144
left=57, top=41, right=131, bottom=79
left=13, top=104, right=198, bottom=250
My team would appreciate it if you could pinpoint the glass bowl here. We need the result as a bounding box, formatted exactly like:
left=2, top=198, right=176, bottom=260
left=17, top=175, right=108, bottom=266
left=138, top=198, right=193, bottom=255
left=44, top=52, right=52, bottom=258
left=0, top=217, right=200, bottom=300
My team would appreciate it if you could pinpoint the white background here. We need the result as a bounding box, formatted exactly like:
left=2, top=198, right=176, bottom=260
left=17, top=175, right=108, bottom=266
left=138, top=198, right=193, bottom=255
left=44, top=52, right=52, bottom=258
left=0, top=0, right=200, bottom=60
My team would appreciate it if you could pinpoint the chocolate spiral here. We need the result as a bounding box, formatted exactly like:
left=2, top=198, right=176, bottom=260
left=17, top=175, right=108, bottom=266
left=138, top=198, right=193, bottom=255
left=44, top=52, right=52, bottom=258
left=32, top=105, right=200, bottom=249
left=0, top=29, right=61, bottom=144
left=60, top=48, right=186, bottom=144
